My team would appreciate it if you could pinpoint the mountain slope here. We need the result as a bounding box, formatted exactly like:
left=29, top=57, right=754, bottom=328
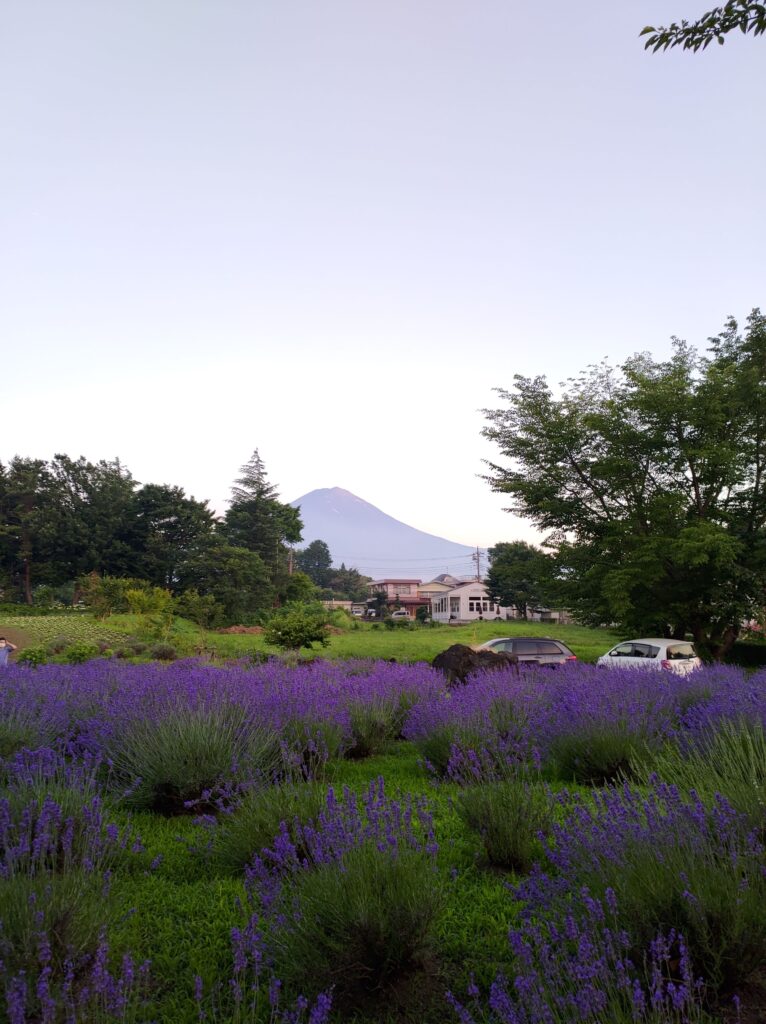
left=290, top=487, right=484, bottom=581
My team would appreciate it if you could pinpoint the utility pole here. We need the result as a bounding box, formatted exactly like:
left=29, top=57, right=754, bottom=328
left=472, top=547, right=482, bottom=580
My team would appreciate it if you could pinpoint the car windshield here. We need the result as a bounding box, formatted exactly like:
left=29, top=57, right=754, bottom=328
left=666, top=643, right=696, bottom=660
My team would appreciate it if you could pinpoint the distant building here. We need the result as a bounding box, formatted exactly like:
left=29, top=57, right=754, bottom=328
left=367, top=579, right=429, bottom=619
left=430, top=581, right=512, bottom=623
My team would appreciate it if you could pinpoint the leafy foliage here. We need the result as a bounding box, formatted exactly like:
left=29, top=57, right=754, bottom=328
left=485, top=541, right=553, bottom=618
left=483, top=311, right=766, bottom=659
left=263, top=604, right=330, bottom=651
left=641, top=1, right=766, bottom=51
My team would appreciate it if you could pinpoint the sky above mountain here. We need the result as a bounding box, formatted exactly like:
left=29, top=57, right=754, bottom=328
left=1, top=2, right=764, bottom=548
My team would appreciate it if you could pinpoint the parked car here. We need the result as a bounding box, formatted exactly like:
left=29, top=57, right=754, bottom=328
left=475, top=637, right=577, bottom=668
left=597, top=638, right=701, bottom=675
left=390, top=609, right=410, bottom=620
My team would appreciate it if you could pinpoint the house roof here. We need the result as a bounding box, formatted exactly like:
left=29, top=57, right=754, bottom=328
left=370, top=579, right=422, bottom=585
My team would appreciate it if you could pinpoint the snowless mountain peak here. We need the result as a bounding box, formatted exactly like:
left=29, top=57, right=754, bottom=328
left=290, top=487, right=484, bottom=581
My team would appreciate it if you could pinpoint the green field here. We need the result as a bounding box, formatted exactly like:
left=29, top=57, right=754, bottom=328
left=130, top=615, right=621, bottom=664
left=0, top=610, right=623, bottom=665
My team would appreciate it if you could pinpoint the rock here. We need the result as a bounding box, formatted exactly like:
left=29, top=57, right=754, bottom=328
left=431, top=643, right=518, bottom=687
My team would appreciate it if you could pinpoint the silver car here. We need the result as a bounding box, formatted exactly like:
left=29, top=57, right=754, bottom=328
left=597, top=638, right=701, bottom=675
left=476, top=637, right=578, bottom=668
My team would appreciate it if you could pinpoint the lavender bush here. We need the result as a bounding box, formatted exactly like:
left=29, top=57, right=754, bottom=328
left=102, top=704, right=282, bottom=814
left=448, top=893, right=712, bottom=1024
left=515, top=780, right=766, bottom=993
left=241, top=779, right=442, bottom=1014
left=632, top=718, right=766, bottom=829
left=455, top=776, right=551, bottom=872
left=210, top=782, right=328, bottom=875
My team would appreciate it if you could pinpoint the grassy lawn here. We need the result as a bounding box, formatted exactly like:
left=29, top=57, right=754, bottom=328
left=180, top=618, right=623, bottom=664
left=0, top=610, right=622, bottom=664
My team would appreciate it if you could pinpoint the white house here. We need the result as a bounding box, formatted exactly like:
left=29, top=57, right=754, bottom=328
left=430, top=581, right=511, bottom=623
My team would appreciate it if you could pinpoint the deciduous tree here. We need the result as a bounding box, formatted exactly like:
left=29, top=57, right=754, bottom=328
left=482, top=310, right=766, bottom=660
left=485, top=542, right=553, bottom=619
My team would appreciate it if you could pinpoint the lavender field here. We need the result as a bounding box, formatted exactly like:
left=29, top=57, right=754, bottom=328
left=2, top=657, right=766, bottom=1023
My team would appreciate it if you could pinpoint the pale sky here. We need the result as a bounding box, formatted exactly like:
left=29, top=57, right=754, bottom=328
left=1, top=1, right=764, bottom=555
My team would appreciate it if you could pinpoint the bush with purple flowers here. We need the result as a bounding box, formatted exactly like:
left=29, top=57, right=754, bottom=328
left=241, top=779, right=443, bottom=1016
left=514, top=780, right=766, bottom=994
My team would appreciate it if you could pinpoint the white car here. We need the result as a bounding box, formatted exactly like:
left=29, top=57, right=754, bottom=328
left=597, top=638, right=701, bottom=675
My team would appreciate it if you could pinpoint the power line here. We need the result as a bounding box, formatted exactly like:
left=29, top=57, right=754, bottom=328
left=329, top=553, right=482, bottom=563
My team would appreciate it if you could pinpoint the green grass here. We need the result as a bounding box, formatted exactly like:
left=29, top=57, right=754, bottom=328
left=191, top=618, right=622, bottom=664
left=0, top=610, right=622, bottom=664
left=104, top=741, right=524, bottom=1022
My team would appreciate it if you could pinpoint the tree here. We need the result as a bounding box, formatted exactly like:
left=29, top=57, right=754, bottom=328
left=0, top=457, right=66, bottom=602
left=641, top=1, right=766, bottom=51
left=223, top=450, right=303, bottom=600
left=281, top=571, right=318, bottom=604
left=176, top=543, right=274, bottom=625
left=485, top=542, right=553, bottom=619
left=482, top=310, right=766, bottom=660
left=295, top=540, right=333, bottom=588
left=131, top=483, right=216, bottom=590
left=326, top=563, right=371, bottom=602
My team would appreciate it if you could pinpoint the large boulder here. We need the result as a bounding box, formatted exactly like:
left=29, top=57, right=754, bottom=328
left=431, top=643, right=518, bottom=687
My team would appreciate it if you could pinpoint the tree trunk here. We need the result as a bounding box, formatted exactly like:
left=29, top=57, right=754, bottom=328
left=692, top=620, right=740, bottom=662
left=23, top=558, right=32, bottom=605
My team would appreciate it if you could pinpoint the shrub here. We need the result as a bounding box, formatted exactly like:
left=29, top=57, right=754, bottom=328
left=15, top=645, right=48, bottom=667
left=456, top=777, right=551, bottom=872
left=212, top=782, right=328, bottom=874
left=270, top=844, right=443, bottom=1012
left=62, top=641, right=100, bottom=664
left=0, top=873, right=114, bottom=974
left=632, top=719, right=766, bottom=829
left=279, top=718, right=345, bottom=780
left=448, top=897, right=711, bottom=1024
left=45, top=634, right=70, bottom=655
left=346, top=698, right=401, bottom=758
left=548, top=724, right=645, bottom=785
left=174, top=587, right=223, bottom=629
left=104, top=706, right=282, bottom=814
left=0, top=708, right=59, bottom=759
left=264, top=606, right=330, bottom=651
left=149, top=642, right=178, bottom=661
left=515, top=781, right=766, bottom=995
left=0, top=906, right=150, bottom=1023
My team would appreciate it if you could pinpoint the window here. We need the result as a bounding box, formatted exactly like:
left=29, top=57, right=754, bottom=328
left=515, top=641, right=539, bottom=655
left=611, top=644, right=634, bottom=657
left=537, top=641, right=563, bottom=655
left=489, top=640, right=513, bottom=652
left=666, top=643, right=695, bottom=660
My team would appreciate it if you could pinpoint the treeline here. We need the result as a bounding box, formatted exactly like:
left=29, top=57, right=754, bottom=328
left=0, top=450, right=369, bottom=625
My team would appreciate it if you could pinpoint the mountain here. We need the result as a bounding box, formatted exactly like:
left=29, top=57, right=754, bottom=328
left=290, top=487, right=485, bottom=582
